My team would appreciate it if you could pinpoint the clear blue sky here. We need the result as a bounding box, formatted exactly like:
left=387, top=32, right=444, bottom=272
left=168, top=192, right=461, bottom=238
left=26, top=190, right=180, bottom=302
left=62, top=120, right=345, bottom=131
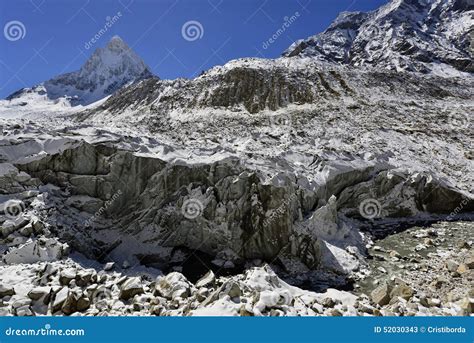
left=0, top=0, right=387, bottom=98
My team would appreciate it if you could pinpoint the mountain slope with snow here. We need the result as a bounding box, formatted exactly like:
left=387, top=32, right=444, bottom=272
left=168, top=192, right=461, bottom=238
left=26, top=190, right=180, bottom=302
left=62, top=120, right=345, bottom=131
left=0, top=36, right=153, bottom=119
left=284, top=0, right=474, bottom=74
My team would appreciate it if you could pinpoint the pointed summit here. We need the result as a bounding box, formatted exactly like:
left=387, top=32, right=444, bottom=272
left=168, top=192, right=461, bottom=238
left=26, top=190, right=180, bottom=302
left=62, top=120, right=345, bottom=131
left=41, top=36, right=154, bottom=105
left=105, top=35, right=129, bottom=52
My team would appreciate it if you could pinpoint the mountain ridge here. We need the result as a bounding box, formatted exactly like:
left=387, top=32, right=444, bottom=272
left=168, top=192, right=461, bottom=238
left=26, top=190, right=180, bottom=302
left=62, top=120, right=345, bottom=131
left=283, top=0, right=474, bottom=74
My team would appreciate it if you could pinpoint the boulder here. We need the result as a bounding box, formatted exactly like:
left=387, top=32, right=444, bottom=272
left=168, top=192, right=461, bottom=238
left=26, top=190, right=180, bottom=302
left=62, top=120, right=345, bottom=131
left=3, top=237, right=68, bottom=264
left=155, top=273, right=193, bottom=300
left=195, top=270, right=216, bottom=288
left=119, top=277, right=144, bottom=301
left=322, top=297, right=336, bottom=308
left=221, top=281, right=242, bottom=298
left=104, top=262, right=115, bottom=271
left=458, top=297, right=473, bottom=315
left=0, top=284, right=15, bottom=298
left=371, top=283, right=391, bottom=306
left=27, top=287, right=51, bottom=302
left=457, top=264, right=468, bottom=274
left=59, top=269, right=77, bottom=286
left=12, top=298, right=33, bottom=316
left=427, top=298, right=441, bottom=307
left=464, top=256, right=474, bottom=269
left=76, top=269, right=96, bottom=287
left=52, top=287, right=69, bottom=313
left=15, top=305, right=35, bottom=316
left=61, top=292, right=78, bottom=315
left=445, top=260, right=459, bottom=272
left=390, top=284, right=414, bottom=301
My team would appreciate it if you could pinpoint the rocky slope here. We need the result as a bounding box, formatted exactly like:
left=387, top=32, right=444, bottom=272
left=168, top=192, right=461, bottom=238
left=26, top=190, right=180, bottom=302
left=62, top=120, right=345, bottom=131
left=0, top=0, right=473, bottom=317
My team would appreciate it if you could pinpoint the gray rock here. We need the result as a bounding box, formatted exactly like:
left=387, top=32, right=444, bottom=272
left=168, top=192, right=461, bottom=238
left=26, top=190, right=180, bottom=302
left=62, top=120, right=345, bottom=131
left=155, top=273, right=192, bottom=300
left=427, top=298, right=441, bottom=307
left=0, top=284, right=15, bottom=298
left=221, top=281, right=242, bottom=298
left=195, top=270, right=216, bottom=288
left=322, top=297, right=336, bottom=308
left=12, top=298, right=33, bottom=316
left=27, top=287, right=51, bottom=301
left=464, top=256, right=474, bottom=269
left=59, top=269, right=77, bottom=286
left=15, top=305, right=35, bottom=316
left=61, top=292, right=78, bottom=315
left=119, top=277, right=144, bottom=301
left=445, top=259, right=459, bottom=272
left=104, top=262, right=115, bottom=271
left=390, top=284, right=414, bottom=301
left=371, top=283, right=391, bottom=306
left=76, top=269, right=97, bottom=287
left=52, top=287, right=69, bottom=313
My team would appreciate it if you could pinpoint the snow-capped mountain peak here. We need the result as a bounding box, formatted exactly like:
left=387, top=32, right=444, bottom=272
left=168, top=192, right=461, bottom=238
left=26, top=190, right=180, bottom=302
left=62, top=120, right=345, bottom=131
left=284, top=0, right=473, bottom=75
left=45, top=35, right=154, bottom=105
left=3, top=36, right=154, bottom=114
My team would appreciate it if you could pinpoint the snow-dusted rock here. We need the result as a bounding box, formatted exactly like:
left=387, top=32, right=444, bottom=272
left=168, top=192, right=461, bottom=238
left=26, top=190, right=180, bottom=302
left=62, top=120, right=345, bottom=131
left=284, top=0, right=473, bottom=74
left=155, top=273, right=193, bottom=300
left=3, top=237, right=69, bottom=264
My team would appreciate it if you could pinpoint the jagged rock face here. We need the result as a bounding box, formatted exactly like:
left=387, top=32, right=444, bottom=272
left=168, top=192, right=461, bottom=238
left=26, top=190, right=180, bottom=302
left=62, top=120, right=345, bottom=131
left=10, top=141, right=473, bottom=273
left=16, top=143, right=310, bottom=264
left=6, top=36, right=154, bottom=107
left=284, top=0, right=474, bottom=74
left=81, top=60, right=346, bottom=119
left=80, top=56, right=473, bottom=128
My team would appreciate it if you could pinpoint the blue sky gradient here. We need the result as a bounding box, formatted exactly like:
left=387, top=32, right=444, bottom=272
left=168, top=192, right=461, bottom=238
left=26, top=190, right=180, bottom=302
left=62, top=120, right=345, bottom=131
left=0, top=0, right=387, bottom=98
